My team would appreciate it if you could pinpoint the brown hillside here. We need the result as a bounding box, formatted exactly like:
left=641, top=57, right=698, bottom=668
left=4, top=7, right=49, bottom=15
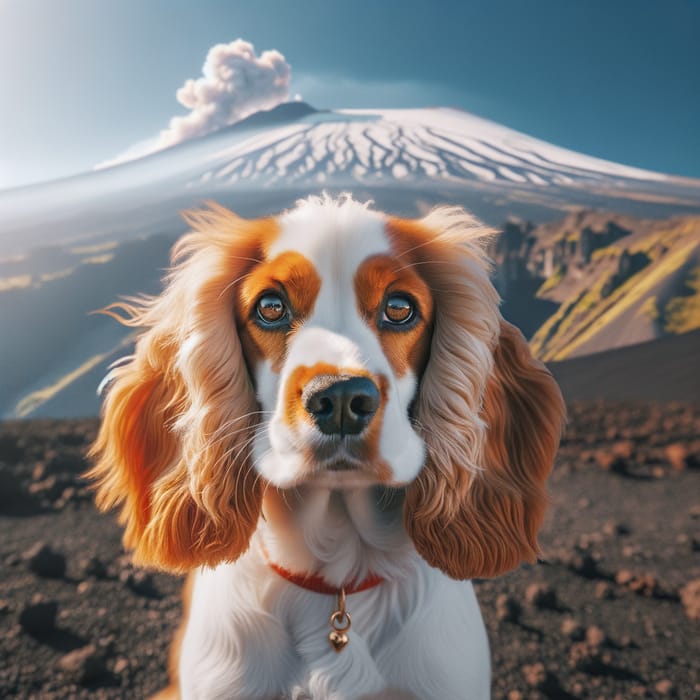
left=549, top=329, right=700, bottom=402
left=493, top=213, right=700, bottom=360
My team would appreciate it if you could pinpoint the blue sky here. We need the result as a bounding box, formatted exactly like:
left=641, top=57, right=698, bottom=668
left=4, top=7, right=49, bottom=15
left=1, top=0, right=699, bottom=190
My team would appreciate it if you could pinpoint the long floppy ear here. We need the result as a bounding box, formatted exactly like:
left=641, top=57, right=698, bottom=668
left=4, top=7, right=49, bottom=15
left=87, top=205, right=273, bottom=573
left=398, top=210, right=566, bottom=580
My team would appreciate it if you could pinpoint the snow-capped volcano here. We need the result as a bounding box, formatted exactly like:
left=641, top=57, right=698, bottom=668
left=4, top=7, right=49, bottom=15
left=1, top=103, right=699, bottom=256
left=192, top=106, right=669, bottom=190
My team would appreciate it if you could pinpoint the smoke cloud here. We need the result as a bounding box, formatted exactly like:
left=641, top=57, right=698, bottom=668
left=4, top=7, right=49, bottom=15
left=160, top=39, right=291, bottom=147
left=98, top=39, right=292, bottom=167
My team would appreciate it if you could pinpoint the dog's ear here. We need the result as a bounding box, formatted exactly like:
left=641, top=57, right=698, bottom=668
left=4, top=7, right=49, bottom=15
left=396, top=210, right=565, bottom=580
left=87, top=205, right=272, bottom=573
left=406, top=316, right=565, bottom=579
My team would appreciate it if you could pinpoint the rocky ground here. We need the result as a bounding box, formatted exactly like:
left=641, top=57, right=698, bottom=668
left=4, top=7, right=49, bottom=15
left=0, top=402, right=699, bottom=699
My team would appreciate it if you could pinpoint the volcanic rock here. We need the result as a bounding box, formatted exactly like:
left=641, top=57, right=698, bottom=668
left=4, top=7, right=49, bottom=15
left=568, top=642, right=608, bottom=673
left=78, top=555, right=108, bottom=580
left=525, top=583, right=558, bottom=610
left=0, top=434, right=24, bottom=462
left=585, top=624, right=609, bottom=648
left=560, top=617, right=585, bottom=641
left=23, top=542, right=66, bottom=579
left=119, top=569, right=160, bottom=598
left=679, top=579, right=700, bottom=620
left=521, top=662, right=559, bottom=693
left=595, top=581, right=616, bottom=599
left=566, top=548, right=603, bottom=578
left=38, top=449, right=87, bottom=476
left=665, top=443, right=693, bottom=471
left=495, top=594, right=521, bottom=623
left=602, top=520, right=631, bottom=537
left=28, top=475, right=73, bottom=501
left=594, top=451, right=628, bottom=474
left=113, top=657, right=129, bottom=675
left=57, top=645, right=107, bottom=685
left=0, top=462, right=37, bottom=515
left=615, top=570, right=674, bottom=599
left=18, top=596, right=58, bottom=634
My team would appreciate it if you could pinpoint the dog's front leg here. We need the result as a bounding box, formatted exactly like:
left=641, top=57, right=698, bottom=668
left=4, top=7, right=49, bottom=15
left=177, top=565, right=297, bottom=699
left=377, top=577, right=491, bottom=700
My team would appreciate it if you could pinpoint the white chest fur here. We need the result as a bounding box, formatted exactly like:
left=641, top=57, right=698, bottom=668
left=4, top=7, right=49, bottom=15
left=178, top=542, right=491, bottom=699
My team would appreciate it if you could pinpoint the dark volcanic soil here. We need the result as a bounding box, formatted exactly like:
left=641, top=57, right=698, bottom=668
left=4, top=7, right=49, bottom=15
left=1, top=402, right=699, bottom=699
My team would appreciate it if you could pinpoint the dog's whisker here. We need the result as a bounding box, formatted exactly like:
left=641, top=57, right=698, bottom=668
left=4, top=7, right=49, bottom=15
left=196, top=411, right=273, bottom=454
left=391, top=259, right=452, bottom=274
left=229, top=424, right=268, bottom=499
left=218, top=270, right=255, bottom=300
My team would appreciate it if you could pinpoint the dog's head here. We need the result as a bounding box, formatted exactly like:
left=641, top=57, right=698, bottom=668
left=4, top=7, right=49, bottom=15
left=88, top=195, right=565, bottom=578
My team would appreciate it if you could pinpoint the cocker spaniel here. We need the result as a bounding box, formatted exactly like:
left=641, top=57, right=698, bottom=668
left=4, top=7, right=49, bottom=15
left=88, top=194, right=565, bottom=699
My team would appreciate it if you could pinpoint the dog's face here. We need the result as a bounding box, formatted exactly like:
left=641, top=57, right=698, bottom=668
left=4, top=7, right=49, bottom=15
left=238, top=202, right=433, bottom=490
left=88, top=196, right=565, bottom=579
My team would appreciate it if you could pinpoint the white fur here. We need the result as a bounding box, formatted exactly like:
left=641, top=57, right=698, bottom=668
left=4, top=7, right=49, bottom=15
left=179, top=490, right=491, bottom=700
left=176, top=196, right=492, bottom=699
left=253, top=195, right=425, bottom=489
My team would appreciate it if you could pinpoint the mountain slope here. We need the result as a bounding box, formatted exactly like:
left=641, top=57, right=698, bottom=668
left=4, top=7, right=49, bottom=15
left=1, top=103, right=699, bottom=418
left=549, top=328, right=700, bottom=401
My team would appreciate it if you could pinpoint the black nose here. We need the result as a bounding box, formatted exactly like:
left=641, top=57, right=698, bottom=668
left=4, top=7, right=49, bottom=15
left=304, top=376, right=380, bottom=436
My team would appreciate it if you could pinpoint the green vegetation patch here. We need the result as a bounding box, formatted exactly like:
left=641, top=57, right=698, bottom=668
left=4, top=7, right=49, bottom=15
left=664, top=265, right=700, bottom=334
left=536, top=264, right=564, bottom=297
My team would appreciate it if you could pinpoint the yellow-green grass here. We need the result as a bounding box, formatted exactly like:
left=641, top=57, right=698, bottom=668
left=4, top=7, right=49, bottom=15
left=530, top=224, right=700, bottom=360
left=544, top=238, right=699, bottom=360
left=591, top=245, right=622, bottom=261
left=664, top=265, right=700, bottom=334
left=636, top=295, right=659, bottom=322
left=536, top=265, right=564, bottom=297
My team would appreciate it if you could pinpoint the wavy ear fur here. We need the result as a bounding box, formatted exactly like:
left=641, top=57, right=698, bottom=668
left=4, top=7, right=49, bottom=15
left=394, top=210, right=566, bottom=580
left=87, top=205, right=275, bottom=573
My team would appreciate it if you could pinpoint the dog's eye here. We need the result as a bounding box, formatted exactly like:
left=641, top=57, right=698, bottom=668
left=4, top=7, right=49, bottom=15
left=382, top=294, right=415, bottom=326
left=256, top=293, right=288, bottom=325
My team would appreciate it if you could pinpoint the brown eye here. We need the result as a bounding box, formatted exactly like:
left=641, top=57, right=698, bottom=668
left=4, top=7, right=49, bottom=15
left=383, top=294, right=415, bottom=326
left=256, top=293, right=288, bottom=325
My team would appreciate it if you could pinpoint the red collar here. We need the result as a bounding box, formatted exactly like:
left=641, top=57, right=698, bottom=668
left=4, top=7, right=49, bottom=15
left=262, top=546, right=384, bottom=595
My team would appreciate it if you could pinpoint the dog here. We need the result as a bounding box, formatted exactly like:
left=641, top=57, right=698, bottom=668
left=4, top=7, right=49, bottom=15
left=87, top=194, right=565, bottom=699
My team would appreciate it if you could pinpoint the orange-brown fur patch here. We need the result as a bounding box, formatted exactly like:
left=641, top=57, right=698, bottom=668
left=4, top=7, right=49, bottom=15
left=353, top=254, right=434, bottom=378
left=237, top=251, right=321, bottom=373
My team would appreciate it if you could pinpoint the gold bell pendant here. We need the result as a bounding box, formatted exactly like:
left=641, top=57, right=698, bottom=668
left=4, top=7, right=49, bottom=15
left=328, top=587, right=351, bottom=653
